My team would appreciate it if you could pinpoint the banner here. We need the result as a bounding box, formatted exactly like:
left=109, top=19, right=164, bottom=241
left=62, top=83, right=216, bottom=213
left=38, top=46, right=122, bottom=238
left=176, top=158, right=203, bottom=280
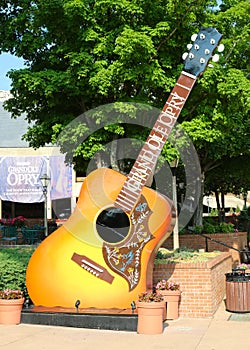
left=0, top=156, right=72, bottom=203
left=49, top=156, right=72, bottom=200
left=0, top=156, right=47, bottom=203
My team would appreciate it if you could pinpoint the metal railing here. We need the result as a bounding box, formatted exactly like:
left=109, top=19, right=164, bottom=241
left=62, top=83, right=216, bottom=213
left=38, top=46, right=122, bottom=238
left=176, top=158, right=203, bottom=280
left=197, top=232, right=250, bottom=263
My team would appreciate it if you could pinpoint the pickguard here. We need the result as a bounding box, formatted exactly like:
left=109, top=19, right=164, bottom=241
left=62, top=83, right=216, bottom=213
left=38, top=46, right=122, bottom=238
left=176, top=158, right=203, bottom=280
left=102, top=195, right=154, bottom=291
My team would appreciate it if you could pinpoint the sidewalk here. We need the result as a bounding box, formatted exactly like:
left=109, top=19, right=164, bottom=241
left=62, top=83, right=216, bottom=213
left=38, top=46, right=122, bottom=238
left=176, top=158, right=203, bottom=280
left=0, top=300, right=249, bottom=350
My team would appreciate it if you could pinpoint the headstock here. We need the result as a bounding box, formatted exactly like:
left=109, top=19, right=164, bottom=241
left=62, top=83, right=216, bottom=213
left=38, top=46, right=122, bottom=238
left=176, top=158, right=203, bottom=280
left=183, top=27, right=224, bottom=77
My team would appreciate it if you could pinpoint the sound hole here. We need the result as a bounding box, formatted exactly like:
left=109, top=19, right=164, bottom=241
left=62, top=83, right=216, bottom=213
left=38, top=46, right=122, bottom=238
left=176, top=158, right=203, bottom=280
left=96, top=207, right=130, bottom=244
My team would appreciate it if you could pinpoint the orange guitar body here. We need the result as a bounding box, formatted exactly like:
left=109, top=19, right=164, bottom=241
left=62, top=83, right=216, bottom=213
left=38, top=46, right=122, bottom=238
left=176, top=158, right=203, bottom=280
left=27, top=26, right=223, bottom=310
left=26, top=168, right=174, bottom=309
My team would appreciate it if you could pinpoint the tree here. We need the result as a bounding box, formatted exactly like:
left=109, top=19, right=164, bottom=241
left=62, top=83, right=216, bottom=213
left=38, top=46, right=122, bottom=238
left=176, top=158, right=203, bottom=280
left=205, top=155, right=250, bottom=220
left=0, top=0, right=249, bottom=226
left=180, top=0, right=250, bottom=224
left=0, top=0, right=218, bottom=153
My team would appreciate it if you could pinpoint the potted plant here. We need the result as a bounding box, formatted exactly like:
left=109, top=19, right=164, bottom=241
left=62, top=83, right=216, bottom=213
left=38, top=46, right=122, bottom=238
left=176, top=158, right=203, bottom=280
left=0, top=289, right=25, bottom=324
left=155, top=279, right=181, bottom=320
left=136, top=290, right=165, bottom=334
left=235, top=263, right=250, bottom=273
left=0, top=216, right=26, bottom=228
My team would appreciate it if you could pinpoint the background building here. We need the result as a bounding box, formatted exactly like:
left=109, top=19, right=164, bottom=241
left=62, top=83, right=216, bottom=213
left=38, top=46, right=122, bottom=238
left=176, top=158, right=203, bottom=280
left=0, top=90, right=82, bottom=223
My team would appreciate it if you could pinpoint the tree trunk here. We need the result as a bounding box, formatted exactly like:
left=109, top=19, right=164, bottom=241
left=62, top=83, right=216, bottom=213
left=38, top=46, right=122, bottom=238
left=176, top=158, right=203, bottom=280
left=110, top=136, right=120, bottom=171
left=215, top=190, right=222, bottom=223
left=220, top=191, right=225, bottom=222
left=192, top=172, right=204, bottom=227
left=215, top=190, right=220, bottom=210
left=95, top=153, right=103, bottom=168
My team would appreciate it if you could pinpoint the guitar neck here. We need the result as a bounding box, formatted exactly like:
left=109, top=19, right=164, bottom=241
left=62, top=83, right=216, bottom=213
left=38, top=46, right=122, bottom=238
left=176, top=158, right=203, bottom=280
left=115, top=71, right=197, bottom=213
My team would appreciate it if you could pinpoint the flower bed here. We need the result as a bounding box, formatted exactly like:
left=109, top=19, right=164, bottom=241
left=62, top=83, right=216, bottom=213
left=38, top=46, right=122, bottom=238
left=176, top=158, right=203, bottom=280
left=161, top=232, right=247, bottom=264
left=153, top=252, right=232, bottom=318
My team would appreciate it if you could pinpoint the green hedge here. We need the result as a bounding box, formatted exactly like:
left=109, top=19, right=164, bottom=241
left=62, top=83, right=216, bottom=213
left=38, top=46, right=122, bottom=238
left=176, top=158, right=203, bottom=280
left=0, top=247, right=35, bottom=298
left=196, top=217, right=235, bottom=234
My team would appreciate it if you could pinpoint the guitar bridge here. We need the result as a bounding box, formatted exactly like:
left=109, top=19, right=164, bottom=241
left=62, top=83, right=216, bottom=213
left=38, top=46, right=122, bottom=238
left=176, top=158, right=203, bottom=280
left=71, top=253, right=114, bottom=284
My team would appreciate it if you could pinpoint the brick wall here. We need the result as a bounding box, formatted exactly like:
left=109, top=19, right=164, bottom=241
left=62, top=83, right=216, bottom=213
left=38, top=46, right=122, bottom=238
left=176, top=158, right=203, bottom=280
left=162, top=232, right=247, bottom=264
left=153, top=252, right=232, bottom=318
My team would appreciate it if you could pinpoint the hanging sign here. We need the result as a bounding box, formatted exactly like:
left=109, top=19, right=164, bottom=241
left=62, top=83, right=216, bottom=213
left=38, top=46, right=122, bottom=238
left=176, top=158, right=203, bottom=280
left=49, top=156, right=72, bottom=200
left=0, top=156, right=47, bottom=203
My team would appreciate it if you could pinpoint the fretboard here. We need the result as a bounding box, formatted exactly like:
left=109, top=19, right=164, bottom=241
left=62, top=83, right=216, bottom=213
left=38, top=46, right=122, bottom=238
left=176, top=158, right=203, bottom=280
left=114, top=71, right=197, bottom=213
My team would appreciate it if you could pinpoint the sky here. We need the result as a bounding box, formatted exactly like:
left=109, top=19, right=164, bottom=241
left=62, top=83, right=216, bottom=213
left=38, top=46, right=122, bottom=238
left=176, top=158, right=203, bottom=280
left=0, top=53, right=25, bottom=90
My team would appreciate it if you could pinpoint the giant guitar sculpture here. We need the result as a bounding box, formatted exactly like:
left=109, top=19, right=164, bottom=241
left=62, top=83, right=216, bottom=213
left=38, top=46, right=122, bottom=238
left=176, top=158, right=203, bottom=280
left=26, top=27, right=223, bottom=309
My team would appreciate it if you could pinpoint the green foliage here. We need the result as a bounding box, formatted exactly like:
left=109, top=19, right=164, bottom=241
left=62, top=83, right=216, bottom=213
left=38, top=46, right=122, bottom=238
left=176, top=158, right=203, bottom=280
left=203, top=217, right=216, bottom=225
left=203, top=222, right=216, bottom=234
left=186, top=217, right=236, bottom=233
left=179, top=228, right=187, bottom=235
left=236, top=205, right=241, bottom=214
left=0, top=0, right=249, bottom=227
left=156, top=250, right=166, bottom=259
left=218, top=222, right=234, bottom=233
left=203, top=220, right=235, bottom=233
left=194, top=226, right=202, bottom=234
left=172, top=247, right=196, bottom=259
left=1, top=1, right=248, bottom=165
left=155, top=246, right=217, bottom=264
left=205, top=156, right=250, bottom=198
left=210, top=208, right=219, bottom=216
left=237, top=207, right=250, bottom=232
left=0, top=247, right=35, bottom=297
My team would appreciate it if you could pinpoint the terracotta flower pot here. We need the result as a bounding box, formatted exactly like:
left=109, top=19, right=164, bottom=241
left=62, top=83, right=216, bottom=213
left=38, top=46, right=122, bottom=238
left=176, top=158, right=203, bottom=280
left=136, top=301, right=165, bottom=334
left=0, top=298, right=24, bottom=325
left=160, top=290, right=181, bottom=320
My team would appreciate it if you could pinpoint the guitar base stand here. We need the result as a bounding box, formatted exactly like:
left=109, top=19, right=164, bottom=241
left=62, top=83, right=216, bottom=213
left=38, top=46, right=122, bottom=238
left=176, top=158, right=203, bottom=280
left=21, top=305, right=138, bottom=331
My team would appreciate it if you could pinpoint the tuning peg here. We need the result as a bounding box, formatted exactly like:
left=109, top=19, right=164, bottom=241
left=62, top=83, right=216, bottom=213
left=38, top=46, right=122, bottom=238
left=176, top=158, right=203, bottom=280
left=191, top=34, right=198, bottom=42
left=182, top=52, right=189, bottom=60
left=187, top=43, right=193, bottom=50
left=217, top=44, right=225, bottom=52
left=212, top=54, right=220, bottom=62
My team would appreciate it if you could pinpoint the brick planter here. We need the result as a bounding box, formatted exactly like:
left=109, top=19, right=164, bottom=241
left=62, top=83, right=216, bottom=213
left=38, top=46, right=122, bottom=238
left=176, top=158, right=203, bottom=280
left=153, top=252, right=232, bottom=318
left=162, top=232, right=247, bottom=264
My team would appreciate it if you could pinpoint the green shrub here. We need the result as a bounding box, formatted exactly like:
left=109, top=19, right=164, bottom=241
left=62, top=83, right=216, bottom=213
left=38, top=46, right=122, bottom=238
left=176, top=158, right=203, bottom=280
left=194, top=226, right=202, bottom=234
left=0, top=247, right=35, bottom=297
left=179, top=228, right=187, bottom=235
left=219, top=222, right=234, bottom=233
left=203, top=223, right=216, bottom=234
left=209, top=208, right=218, bottom=216
left=156, top=250, right=166, bottom=259
left=203, top=217, right=216, bottom=225
left=156, top=247, right=196, bottom=260
left=172, top=247, right=196, bottom=260
left=238, top=208, right=250, bottom=232
left=236, top=205, right=241, bottom=214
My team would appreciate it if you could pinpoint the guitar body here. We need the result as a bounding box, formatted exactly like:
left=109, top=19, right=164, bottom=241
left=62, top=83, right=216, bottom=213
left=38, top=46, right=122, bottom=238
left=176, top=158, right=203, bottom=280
left=26, top=27, right=223, bottom=309
left=26, top=168, right=174, bottom=309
